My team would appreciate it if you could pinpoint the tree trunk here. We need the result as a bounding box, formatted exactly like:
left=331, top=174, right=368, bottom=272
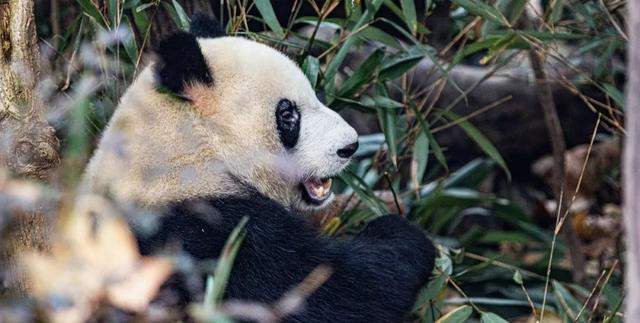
left=624, top=0, right=640, bottom=319
left=0, top=0, right=59, bottom=179
left=0, top=0, right=59, bottom=293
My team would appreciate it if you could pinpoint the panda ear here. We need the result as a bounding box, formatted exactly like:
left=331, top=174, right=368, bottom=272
left=154, top=32, right=213, bottom=99
left=190, top=13, right=226, bottom=38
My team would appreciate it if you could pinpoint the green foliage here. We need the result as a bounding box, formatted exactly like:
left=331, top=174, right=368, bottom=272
left=195, top=217, right=248, bottom=322
left=204, top=216, right=248, bottom=308
left=47, top=0, right=626, bottom=321
left=254, top=0, right=285, bottom=37
left=441, top=111, right=510, bottom=180
left=437, top=305, right=473, bottom=322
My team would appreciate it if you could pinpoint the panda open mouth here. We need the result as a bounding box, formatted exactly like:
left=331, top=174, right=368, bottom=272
left=301, top=177, right=333, bottom=205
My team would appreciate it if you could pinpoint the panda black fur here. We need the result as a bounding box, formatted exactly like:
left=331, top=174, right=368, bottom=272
left=83, top=14, right=436, bottom=322
left=139, top=190, right=435, bottom=322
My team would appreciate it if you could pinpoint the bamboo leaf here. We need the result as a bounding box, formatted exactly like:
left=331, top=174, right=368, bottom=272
left=136, top=2, right=155, bottom=12
left=377, top=107, right=399, bottom=167
left=122, top=16, right=138, bottom=65
left=594, top=40, right=621, bottom=78
left=172, top=0, right=190, bottom=31
left=76, top=0, right=106, bottom=27
left=374, top=87, right=400, bottom=167
left=549, top=0, right=565, bottom=24
left=362, top=95, right=404, bottom=109
left=401, top=0, right=418, bottom=34
left=358, top=26, right=402, bottom=49
left=441, top=111, right=510, bottom=180
left=436, top=305, right=473, bottom=323
left=133, top=4, right=151, bottom=33
left=108, top=0, right=117, bottom=27
left=338, top=49, right=385, bottom=97
left=339, top=171, right=389, bottom=215
left=512, top=270, right=523, bottom=285
left=254, top=0, right=285, bottom=37
left=408, top=103, right=448, bottom=171
left=302, top=56, right=320, bottom=88
left=509, top=30, right=584, bottom=41
left=481, top=311, right=518, bottom=322
left=435, top=252, right=453, bottom=275
left=379, top=47, right=426, bottom=81
left=603, top=83, right=625, bottom=108
left=324, top=0, right=385, bottom=101
left=507, top=0, right=529, bottom=24
left=382, top=0, right=404, bottom=19
left=123, top=0, right=141, bottom=9
left=414, top=273, right=446, bottom=307
left=204, top=217, right=249, bottom=307
left=411, top=131, right=429, bottom=188
left=452, top=0, right=506, bottom=25
left=161, top=1, right=183, bottom=30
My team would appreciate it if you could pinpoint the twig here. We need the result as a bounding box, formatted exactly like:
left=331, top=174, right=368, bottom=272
left=540, top=189, right=564, bottom=322
left=383, top=172, right=402, bottom=216
left=431, top=51, right=520, bottom=122
left=555, top=115, right=601, bottom=234
left=431, top=95, right=512, bottom=133
left=463, top=252, right=546, bottom=281
left=216, top=265, right=333, bottom=323
left=274, top=265, right=332, bottom=317
left=50, top=0, right=60, bottom=39
left=575, top=260, right=618, bottom=322
left=447, top=276, right=482, bottom=313
left=529, top=47, right=586, bottom=284
left=540, top=114, right=601, bottom=321
left=519, top=280, right=538, bottom=320
left=134, top=8, right=156, bottom=77
left=439, top=17, right=480, bottom=56
left=598, top=0, right=628, bottom=41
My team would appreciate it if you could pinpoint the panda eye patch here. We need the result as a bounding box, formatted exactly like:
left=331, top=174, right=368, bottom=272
left=275, top=99, right=300, bottom=149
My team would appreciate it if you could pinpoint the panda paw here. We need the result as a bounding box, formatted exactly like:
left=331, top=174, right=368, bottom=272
left=359, top=214, right=423, bottom=240
left=359, top=215, right=436, bottom=275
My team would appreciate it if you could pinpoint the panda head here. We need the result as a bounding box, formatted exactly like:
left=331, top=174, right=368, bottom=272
left=142, top=15, right=358, bottom=211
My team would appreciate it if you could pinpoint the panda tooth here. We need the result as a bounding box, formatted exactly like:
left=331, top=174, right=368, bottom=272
left=305, top=178, right=332, bottom=200
left=323, top=179, right=332, bottom=190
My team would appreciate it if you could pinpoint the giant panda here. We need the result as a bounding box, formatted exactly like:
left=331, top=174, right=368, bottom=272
left=81, top=14, right=436, bottom=322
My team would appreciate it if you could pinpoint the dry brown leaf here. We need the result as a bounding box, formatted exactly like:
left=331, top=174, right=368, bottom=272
left=107, top=258, right=173, bottom=312
left=532, top=137, right=620, bottom=200
left=21, top=194, right=173, bottom=323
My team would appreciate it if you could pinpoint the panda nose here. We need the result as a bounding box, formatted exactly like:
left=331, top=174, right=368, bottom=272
left=337, top=141, right=359, bottom=158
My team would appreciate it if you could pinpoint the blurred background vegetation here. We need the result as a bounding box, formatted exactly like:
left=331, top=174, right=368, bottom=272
left=0, top=0, right=628, bottom=322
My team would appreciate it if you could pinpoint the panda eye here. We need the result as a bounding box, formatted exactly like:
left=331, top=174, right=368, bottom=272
left=275, top=99, right=300, bottom=149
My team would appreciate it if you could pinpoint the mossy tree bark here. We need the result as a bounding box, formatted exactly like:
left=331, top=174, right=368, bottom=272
left=0, top=0, right=58, bottom=294
left=0, top=0, right=59, bottom=179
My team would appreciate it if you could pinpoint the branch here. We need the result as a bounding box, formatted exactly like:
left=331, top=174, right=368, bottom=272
left=529, top=48, right=586, bottom=284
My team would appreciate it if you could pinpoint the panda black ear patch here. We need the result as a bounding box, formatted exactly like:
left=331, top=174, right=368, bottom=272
left=155, top=32, right=213, bottom=98
left=190, top=13, right=225, bottom=38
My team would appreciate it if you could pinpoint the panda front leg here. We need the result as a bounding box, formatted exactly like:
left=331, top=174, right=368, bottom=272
left=143, top=196, right=435, bottom=322
left=356, top=214, right=436, bottom=275
left=355, top=214, right=436, bottom=294
left=286, top=215, right=436, bottom=323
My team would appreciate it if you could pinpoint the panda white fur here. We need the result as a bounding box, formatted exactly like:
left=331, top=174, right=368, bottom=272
left=82, top=14, right=435, bottom=322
